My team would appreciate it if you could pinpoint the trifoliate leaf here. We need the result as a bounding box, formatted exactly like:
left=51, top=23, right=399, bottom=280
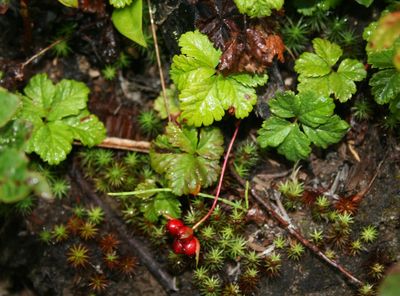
left=28, top=121, right=74, bottom=165
left=18, top=74, right=105, bottom=164
left=0, top=87, right=20, bottom=128
left=171, top=30, right=268, bottom=127
left=303, top=115, right=349, bottom=148
left=369, top=69, right=400, bottom=104
left=233, top=0, right=284, bottom=18
left=150, top=123, right=224, bottom=196
left=112, top=0, right=147, bottom=47
left=296, top=38, right=366, bottom=102
left=109, top=0, right=132, bottom=8
left=257, top=91, right=349, bottom=162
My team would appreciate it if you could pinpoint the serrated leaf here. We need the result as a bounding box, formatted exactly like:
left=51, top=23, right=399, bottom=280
left=313, top=38, right=343, bottom=66
left=233, top=0, right=284, bottom=18
left=170, top=55, right=216, bottom=91
left=297, top=91, right=335, bottom=127
left=179, top=77, right=225, bottom=127
left=23, top=73, right=55, bottom=110
left=294, top=52, right=331, bottom=77
left=269, top=91, right=298, bottom=118
left=231, top=73, right=269, bottom=87
left=0, top=88, right=20, bottom=128
left=370, top=12, right=400, bottom=51
left=63, top=111, right=106, bottom=147
left=369, top=69, right=400, bottom=104
left=112, top=0, right=147, bottom=47
left=303, top=115, right=349, bottom=148
left=257, top=117, right=296, bottom=148
left=150, top=123, right=223, bottom=196
left=29, top=121, right=73, bottom=165
left=277, top=124, right=311, bottom=161
left=165, top=123, right=198, bottom=154
left=368, top=48, right=396, bottom=69
left=47, top=79, right=89, bottom=121
left=296, top=39, right=366, bottom=102
left=178, top=30, right=221, bottom=68
left=218, top=77, right=257, bottom=119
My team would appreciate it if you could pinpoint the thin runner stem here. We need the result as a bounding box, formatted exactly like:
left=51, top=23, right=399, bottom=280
left=192, top=121, right=241, bottom=230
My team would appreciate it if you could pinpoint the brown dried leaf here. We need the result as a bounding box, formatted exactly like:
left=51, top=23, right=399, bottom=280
left=78, top=0, right=106, bottom=15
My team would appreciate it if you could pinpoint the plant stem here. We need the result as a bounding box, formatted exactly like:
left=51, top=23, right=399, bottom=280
left=108, top=188, right=244, bottom=209
left=192, top=121, right=241, bottom=230
left=147, top=0, right=170, bottom=122
left=74, top=137, right=151, bottom=153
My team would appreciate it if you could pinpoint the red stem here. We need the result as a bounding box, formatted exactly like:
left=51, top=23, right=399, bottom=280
left=192, top=121, right=241, bottom=230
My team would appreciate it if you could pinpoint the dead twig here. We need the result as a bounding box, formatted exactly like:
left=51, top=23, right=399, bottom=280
left=74, top=137, right=151, bottom=153
left=230, top=165, right=365, bottom=287
left=147, top=0, right=170, bottom=122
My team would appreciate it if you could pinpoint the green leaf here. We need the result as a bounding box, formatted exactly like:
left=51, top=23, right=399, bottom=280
left=109, top=0, right=132, bottom=8
left=277, top=124, right=311, bottom=161
left=63, top=111, right=106, bottom=147
left=369, top=69, right=400, bottom=104
left=354, top=0, right=373, bottom=7
left=47, top=79, right=89, bottom=121
left=19, top=74, right=105, bottom=164
left=297, top=91, right=335, bottom=127
left=153, top=85, right=180, bottom=119
left=379, top=264, right=400, bottom=296
left=112, top=0, right=147, bottom=47
left=170, top=55, right=217, bottom=91
left=0, top=148, right=30, bottom=203
left=258, top=90, right=349, bottom=162
left=231, top=73, right=269, bottom=87
left=0, top=88, right=20, bottom=128
left=0, top=120, right=29, bottom=151
left=303, top=115, right=349, bottom=148
left=296, top=39, right=366, bottom=102
left=370, top=12, right=400, bottom=51
left=294, top=52, right=331, bottom=77
left=233, top=0, right=284, bottom=18
left=268, top=91, right=298, bottom=118
left=142, top=192, right=181, bottom=222
left=150, top=123, right=224, bottom=195
left=258, top=117, right=296, bottom=148
left=28, top=121, right=73, bottom=165
left=23, top=73, right=55, bottom=110
left=180, top=77, right=225, bottom=126
left=313, top=38, right=343, bottom=66
left=368, top=48, right=395, bottom=69
left=178, top=30, right=221, bottom=69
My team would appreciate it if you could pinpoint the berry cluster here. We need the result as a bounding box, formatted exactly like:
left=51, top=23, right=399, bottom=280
left=166, top=219, right=200, bottom=256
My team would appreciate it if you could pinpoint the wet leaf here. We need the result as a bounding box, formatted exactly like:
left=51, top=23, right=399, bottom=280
left=112, top=0, right=147, bottom=47
left=150, top=123, right=224, bottom=196
left=0, top=88, right=20, bottom=128
left=233, top=0, right=283, bottom=18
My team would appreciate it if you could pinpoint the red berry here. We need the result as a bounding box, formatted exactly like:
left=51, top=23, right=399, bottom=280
left=166, top=219, right=184, bottom=236
left=172, top=239, right=185, bottom=254
left=177, top=226, right=193, bottom=240
left=183, top=237, right=200, bottom=256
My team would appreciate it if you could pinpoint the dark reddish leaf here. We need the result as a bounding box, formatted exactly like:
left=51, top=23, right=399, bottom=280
left=78, top=0, right=106, bottom=15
